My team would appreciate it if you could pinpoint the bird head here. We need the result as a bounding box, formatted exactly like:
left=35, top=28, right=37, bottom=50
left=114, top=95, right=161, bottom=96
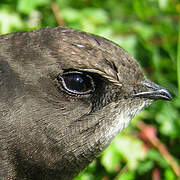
left=0, top=27, right=172, bottom=179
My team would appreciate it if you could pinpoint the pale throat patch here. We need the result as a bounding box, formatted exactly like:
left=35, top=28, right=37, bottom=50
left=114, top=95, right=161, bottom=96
left=105, top=100, right=147, bottom=144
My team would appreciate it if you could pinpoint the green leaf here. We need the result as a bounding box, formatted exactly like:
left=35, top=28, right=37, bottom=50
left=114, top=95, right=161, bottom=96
left=158, top=0, right=169, bottom=10
left=148, top=149, right=168, bottom=168
left=164, top=168, right=177, bottom=180
left=17, top=0, right=49, bottom=14
left=101, top=144, right=121, bottom=173
left=137, top=161, right=154, bottom=174
left=117, top=171, right=135, bottom=180
left=114, top=135, right=146, bottom=170
left=0, top=9, right=23, bottom=34
left=156, top=103, right=179, bottom=138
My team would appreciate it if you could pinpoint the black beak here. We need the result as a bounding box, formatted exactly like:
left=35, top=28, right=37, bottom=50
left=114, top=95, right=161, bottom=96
left=133, top=81, right=172, bottom=101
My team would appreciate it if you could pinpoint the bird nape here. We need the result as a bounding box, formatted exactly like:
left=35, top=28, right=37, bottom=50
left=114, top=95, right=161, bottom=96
left=0, top=27, right=172, bottom=180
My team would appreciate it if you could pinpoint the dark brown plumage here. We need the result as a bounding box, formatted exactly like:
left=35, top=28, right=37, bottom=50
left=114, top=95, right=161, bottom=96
left=0, top=27, right=171, bottom=180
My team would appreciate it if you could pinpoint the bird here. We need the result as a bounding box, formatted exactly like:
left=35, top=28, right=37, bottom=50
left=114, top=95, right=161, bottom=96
left=0, top=26, right=172, bottom=180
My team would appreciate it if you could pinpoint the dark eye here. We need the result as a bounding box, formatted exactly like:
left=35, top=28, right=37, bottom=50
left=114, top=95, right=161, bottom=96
left=58, top=71, right=95, bottom=95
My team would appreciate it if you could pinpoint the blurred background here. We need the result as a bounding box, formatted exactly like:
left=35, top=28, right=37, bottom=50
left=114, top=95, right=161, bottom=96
left=0, top=0, right=179, bottom=179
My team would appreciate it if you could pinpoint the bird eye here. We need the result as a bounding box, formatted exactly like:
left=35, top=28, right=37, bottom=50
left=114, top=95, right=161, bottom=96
left=58, top=71, right=95, bottom=95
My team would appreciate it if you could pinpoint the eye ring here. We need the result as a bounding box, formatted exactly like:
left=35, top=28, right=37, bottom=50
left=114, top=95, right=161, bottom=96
left=57, top=71, right=95, bottom=95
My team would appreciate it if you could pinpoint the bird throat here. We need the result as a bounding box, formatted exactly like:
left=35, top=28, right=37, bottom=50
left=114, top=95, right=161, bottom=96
left=96, top=100, right=149, bottom=152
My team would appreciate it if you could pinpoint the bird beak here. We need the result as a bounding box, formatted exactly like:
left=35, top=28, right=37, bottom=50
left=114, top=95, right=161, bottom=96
left=133, top=81, right=172, bottom=101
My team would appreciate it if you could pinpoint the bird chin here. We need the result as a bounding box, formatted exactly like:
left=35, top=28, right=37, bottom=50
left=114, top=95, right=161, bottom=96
left=103, top=99, right=152, bottom=146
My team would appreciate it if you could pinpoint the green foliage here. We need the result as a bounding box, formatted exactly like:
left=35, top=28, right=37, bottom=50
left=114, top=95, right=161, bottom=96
left=177, top=12, right=180, bottom=94
left=0, top=0, right=179, bottom=179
